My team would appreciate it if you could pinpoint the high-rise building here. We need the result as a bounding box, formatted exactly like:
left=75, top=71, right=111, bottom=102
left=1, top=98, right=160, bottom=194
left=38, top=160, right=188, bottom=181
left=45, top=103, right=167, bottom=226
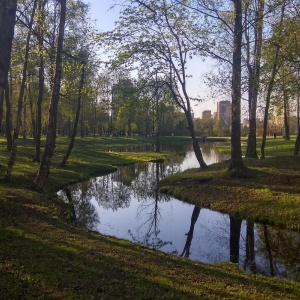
left=217, top=101, right=231, bottom=127
left=202, top=110, right=211, bottom=119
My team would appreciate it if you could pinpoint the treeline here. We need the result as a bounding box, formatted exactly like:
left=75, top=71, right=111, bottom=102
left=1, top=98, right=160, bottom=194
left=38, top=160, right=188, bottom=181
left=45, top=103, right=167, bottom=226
left=1, top=0, right=300, bottom=187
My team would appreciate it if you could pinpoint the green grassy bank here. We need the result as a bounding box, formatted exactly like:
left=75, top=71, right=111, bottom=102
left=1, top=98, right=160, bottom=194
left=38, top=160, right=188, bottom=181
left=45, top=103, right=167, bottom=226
left=159, top=137, right=300, bottom=232
left=1, top=136, right=300, bottom=299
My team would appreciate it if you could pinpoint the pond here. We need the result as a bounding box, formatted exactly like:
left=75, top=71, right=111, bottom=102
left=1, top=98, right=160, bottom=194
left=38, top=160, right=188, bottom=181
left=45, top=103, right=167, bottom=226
left=58, top=142, right=300, bottom=281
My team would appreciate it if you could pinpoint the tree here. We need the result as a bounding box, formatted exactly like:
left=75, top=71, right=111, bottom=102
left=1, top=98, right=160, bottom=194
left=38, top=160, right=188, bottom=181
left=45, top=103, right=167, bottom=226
left=260, top=0, right=286, bottom=159
left=0, top=0, right=17, bottom=138
left=177, top=0, right=245, bottom=170
left=4, top=81, right=12, bottom=150
left=112, top=77, right=138, bottom=136
left=102, top=0, right=211, bottom=167
left=245, top=0, right=265, bottom=159
left=33, top=0, right=46, bottom=162
left=4, top=0, right=37, bottom=181
left=136, top=73, right=176, bottom=148
left=0, top=0, right=17, bottom=89
left=60, top=63, right=85, bottom=167
left=32, top=0, right=67, bottom=191
left=229, top=0, right=245, bottom=171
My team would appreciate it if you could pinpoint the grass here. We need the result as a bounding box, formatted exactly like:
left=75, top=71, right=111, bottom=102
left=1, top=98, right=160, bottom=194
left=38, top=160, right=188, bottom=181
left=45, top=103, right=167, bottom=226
left=159, top=137, right=300, bottom=231
left=1, top=135, right=300, bottom=299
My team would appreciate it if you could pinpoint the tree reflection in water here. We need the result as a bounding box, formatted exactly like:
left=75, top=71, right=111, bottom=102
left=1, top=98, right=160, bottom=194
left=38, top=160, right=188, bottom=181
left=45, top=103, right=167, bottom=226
left=61, top=183, right=99, bottom=230
left=243, top=221, right=257, bottom=273
left=129, top=163, right=173, bottom=250
left=180, top=206, right=201, bottom=257
left=57, top=143, right=300, bottom=282
left=230, top=216, right=242, bottom=264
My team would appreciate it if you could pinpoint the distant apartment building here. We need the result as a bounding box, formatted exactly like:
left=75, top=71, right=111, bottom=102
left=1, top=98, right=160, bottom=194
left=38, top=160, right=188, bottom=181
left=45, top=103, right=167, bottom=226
left=202, top=110, right=212, bottom=119
left=217, top=100, right=231, bottom=127
left=213, top=111, right=218, bottom=121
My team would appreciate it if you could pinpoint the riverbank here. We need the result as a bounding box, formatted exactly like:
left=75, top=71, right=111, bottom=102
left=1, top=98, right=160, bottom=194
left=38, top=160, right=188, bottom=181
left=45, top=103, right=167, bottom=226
left=1, top=136, right=300, bottom=299
left=159, top=137, right=300, bottom=231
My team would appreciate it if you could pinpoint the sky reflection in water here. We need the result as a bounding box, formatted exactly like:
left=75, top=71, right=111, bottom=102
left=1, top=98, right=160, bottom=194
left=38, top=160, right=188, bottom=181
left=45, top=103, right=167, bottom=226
left=58, top=143, right=300, bottom=281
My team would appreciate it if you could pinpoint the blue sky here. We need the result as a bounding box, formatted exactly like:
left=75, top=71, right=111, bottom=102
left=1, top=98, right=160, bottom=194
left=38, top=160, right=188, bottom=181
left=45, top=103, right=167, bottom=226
left=87, top=0, right=120, bottom=32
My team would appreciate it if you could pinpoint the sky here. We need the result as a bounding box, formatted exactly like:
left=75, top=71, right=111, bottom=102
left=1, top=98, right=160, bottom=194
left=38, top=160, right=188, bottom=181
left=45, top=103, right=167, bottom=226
left=84, top=0, right=226, bottom=119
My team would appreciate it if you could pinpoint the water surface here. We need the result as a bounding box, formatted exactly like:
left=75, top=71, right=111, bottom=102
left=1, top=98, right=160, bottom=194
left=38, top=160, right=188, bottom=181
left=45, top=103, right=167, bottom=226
left=58, top=143, right=300, bottom=281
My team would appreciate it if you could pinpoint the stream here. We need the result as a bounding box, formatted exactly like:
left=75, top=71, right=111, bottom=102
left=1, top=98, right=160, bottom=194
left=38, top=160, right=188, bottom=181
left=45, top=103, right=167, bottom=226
left=58, top=142, right=300, bottom=281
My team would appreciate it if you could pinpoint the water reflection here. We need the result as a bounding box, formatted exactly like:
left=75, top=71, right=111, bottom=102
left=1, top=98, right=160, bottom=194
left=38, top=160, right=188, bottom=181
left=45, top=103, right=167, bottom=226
left=58, top=143, right=300, bottom=281
left=180, top=206, right=201, bottom=257
left=63, top=182, right=99, bottom=230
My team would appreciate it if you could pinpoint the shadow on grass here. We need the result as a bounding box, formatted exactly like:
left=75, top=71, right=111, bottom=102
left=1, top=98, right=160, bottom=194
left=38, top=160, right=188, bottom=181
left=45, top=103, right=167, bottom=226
left=1, top=194, right=300, bottom=299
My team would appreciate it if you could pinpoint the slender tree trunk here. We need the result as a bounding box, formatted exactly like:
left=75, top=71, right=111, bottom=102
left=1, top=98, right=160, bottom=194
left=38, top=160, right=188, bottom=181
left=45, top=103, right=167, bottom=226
left=246, top=0, right=264, bottom=159
left=80, top=103, right=85, bottom=137
left=229, top=0, right=245, bottom=171
left=61, top=64, right=85, bottom=167
left=185, top=109, right=207, bottom=168
left=28, top=83, right=36, bottom=139
left=32, top=0, right=66, bottom=191
left=260, top=0, right=286, bottom=159
left=294, top=91, right=300, bottom=155
left=33, top=0, right=46, bottom=162
left=93, top=106, right=96, bottom=137
left=260, top=57, right=280, bottom=159
left=4, top=81, right=12, bottom=151
left=156, top=92, right=160, bottom=153
left=0, top=0, right=17, bottom=115
left=22, top=94, right=27, bottom=139
left=4, top=0, right=37, bottom=181
left=283, top=75, right=290, bottom=140
left=0, top=86, right=4, bottom=133
left=261, top=0, right=285, bottom=158
left=283, top=100, right=290, bottom=139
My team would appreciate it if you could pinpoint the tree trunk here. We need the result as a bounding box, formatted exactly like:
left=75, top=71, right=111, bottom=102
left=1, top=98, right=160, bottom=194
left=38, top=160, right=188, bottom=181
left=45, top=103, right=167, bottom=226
left=33, top=0, right=46, bottom=162
left=28, top=83, right=36, bottom=139
left=156, top=91, right=160, bottom=153
left=80, top=103, right=85, bottom=137
left=0, top=86, right=4, bottom=133
left=294, top=91, right=300, bottom=155
left=0, top=0, right=17, bottom=110
left=260, top=62, right=280, bottom=158
left=93, top=106, right=96, bottom=138
left=22, top=94, right=27, bottom=139
left=261, top=1, right=285, bottom=158
left=32, top=0, right=66, bottom=191
left=4, top=0, right=37, bottom=181
left=246, top=0, right=264, bottom=159
left=229, top=0, right=245, bottom=171
left=185, top=109, right=207, bottom=168
left=60, top=64, right=85, bottom=167
left=283, top=80, right=290, bottom=140
left=4, top=81, right=12, bottom=151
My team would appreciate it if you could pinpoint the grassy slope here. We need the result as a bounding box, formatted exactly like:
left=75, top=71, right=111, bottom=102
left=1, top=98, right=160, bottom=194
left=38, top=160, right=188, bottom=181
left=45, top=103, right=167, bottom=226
left=159, top=137, right=300, bottom=232
left=0, top=136, right=300, bottom=299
